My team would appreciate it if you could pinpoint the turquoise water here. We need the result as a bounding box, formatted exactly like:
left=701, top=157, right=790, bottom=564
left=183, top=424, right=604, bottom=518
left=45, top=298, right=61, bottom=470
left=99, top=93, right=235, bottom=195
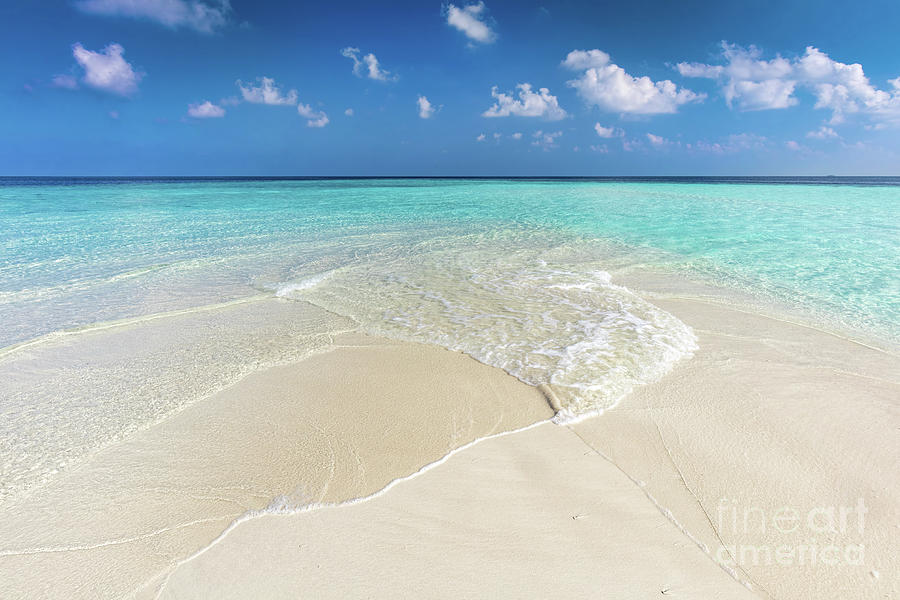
left=2, top=178, right=898, bottom=348
left=1, top=177, right=899, bottom=500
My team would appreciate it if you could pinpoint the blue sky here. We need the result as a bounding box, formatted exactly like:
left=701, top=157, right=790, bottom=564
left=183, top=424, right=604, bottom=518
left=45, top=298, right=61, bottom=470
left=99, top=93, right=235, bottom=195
left=2, top=0, right=899, bottom=175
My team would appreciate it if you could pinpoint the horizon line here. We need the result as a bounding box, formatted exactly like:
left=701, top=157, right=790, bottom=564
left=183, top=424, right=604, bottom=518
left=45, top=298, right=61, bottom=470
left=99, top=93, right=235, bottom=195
left=4, top=175, right=900, bottom=179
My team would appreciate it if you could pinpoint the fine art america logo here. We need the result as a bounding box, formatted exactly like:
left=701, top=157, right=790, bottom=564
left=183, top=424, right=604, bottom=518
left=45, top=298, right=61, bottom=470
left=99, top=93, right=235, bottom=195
left=715, top=498, right=868, bottom=567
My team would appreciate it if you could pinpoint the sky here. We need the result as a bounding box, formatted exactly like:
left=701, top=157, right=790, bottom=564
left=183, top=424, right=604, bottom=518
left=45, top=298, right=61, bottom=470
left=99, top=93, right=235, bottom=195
left=2, top=0, right=900, bottom=176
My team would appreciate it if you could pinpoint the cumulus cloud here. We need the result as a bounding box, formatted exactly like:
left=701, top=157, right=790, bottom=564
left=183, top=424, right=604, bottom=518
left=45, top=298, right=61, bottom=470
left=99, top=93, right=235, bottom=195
left=562, top=49, right=611, bottom=71
left=511, top=132, right=523, bottom=139
left=482, top=83, right=566, bottom=120
left=417, top=95, right=436, bottom=119
left=344, top=108, right=354, bottom=116
left=237, top=76, right=298, bottom=105
left=806, top=125, right=839, bottom=139
left=476, top=133, right=486, bottom=142
left=594, top=123, right=624, bottom=138
left=235, top=76, right=327, bottom=125
left=798, top=47, right=900, bottom=124
left=532, top=130, right=562, bottom=150
left=72, top=42, right=142, bottom=96
left=729, top=79, right=797, bottom=110
left=563, top=49, right=704, bottom=114
left=785, top=140, right=802, bottom=151
left=445, top=2, right=496, bottom=44
left=297, top=103, right=329, bottom=127
left=74, top=0, right=231, bottom=33
left=677, top=42, right=900, bottom=124
left=676, top=43, right=797, bottom=110
left=645, top=133, right=669, bottom=147
left=340, top=47, right=397, bottom=82
left=187, top=100, right=225, bottom=118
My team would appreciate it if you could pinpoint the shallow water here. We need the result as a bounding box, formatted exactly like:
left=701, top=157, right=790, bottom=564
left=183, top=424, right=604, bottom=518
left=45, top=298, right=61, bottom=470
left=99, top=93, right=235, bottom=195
left=1, top=177, right=898, bottom=501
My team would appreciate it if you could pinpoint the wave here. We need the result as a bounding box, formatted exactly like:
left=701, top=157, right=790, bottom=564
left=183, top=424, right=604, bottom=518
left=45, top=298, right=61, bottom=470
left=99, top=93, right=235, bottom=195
left=274, top=271, right=335, bottom=297
left=279, top=234, right=698, bottom=419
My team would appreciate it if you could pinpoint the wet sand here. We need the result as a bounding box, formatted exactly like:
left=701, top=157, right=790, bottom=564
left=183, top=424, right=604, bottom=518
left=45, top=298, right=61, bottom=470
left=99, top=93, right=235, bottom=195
left=2, top=281, right=897, bottom=599
left=155, top=282, right=899, bottom=600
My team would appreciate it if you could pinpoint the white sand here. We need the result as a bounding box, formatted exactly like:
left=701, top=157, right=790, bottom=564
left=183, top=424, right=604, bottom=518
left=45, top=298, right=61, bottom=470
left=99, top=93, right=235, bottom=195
left=159, top=421, right=757, bottom=600
left=572, top=288, right=900, bottom=599
left=0, top=332, right=552, bottom=599
left=155, top=280, right=899, bottom=600
left=2, top=278, right=897, bottom=599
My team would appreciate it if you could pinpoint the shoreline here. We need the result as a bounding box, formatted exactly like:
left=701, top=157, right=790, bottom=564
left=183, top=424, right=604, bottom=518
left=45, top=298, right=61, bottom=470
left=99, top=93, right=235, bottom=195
left=613, top=267, right=900, bottom=357
left=158, top=421, right=760, bottom=600
left=571, top=279, right=899, bottom=599
left=0, top=330, right=554, bottom=599
left=153, top=275, right=899, bottom=599
left=0, top=269, right=896, bottom=598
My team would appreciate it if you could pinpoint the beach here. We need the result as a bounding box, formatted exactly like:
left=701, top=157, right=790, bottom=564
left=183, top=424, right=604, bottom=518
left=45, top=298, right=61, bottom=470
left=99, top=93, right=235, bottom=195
left=0, top=178, right=897, bottom=598
left=1, top=278, right=896, bottom=599
left=6, top=0, right=900, bottom=593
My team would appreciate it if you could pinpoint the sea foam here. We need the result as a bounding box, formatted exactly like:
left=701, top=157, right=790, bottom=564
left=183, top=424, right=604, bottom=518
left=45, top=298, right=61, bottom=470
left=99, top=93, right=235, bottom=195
left=280, top=233, right=698, bottom=419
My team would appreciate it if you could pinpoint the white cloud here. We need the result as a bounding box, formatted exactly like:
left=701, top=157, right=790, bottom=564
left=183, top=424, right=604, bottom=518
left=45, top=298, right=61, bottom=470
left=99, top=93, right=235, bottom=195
left=344, top=108, right=354, bottom=116
left=237, top=76, right=298, bottom=105
left=235, top=76, right=326, bottom=125
left=644, top=133, right=684, bottom=149
left=340, top=47, right=396, bottom=82
left=417, top=95, right=436, bottom=119
left=445, top=2, right=496, bottom=44
left=482, top=83, right=566, bottom=120
left=188, top=100, right=225, bottom=118
left=532, top=130, right=562, bottom=150
left=675, top=63, right=724, bottom=79
left=511, top=132, right=523, bottom=140
left=493, top=132, right=501, bottom=139
left=806, top=126, right=839, bottom=139
left=51, top=74, right=79, bottom=90
left=562, top=49, right=611, bottom=70
left=590, top=144, right=609, bottom=153
left=476, top=133, right=486, bottom=142
left=72, top=42, right=142, bottom=96
left=297, top=103, right=329, bottom=127
left=676, top=44, right=797, bottom=110
left=728, top=79, right=798, bottom=110
left=564, top=49, right=703, bottom=114
left=74, top=0, right=231, bottom=33
left=594, top=123, right=623, bottom=138
left=785, top=140, right=802, bottom=151
left=797, top=47, right=900, bottom=124
left=677, top=42, right=900, bottom=124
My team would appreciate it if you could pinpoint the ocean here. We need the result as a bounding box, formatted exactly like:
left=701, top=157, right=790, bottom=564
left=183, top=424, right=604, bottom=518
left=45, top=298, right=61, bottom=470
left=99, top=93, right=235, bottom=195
left=1, top=177, right=898, bottom=501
